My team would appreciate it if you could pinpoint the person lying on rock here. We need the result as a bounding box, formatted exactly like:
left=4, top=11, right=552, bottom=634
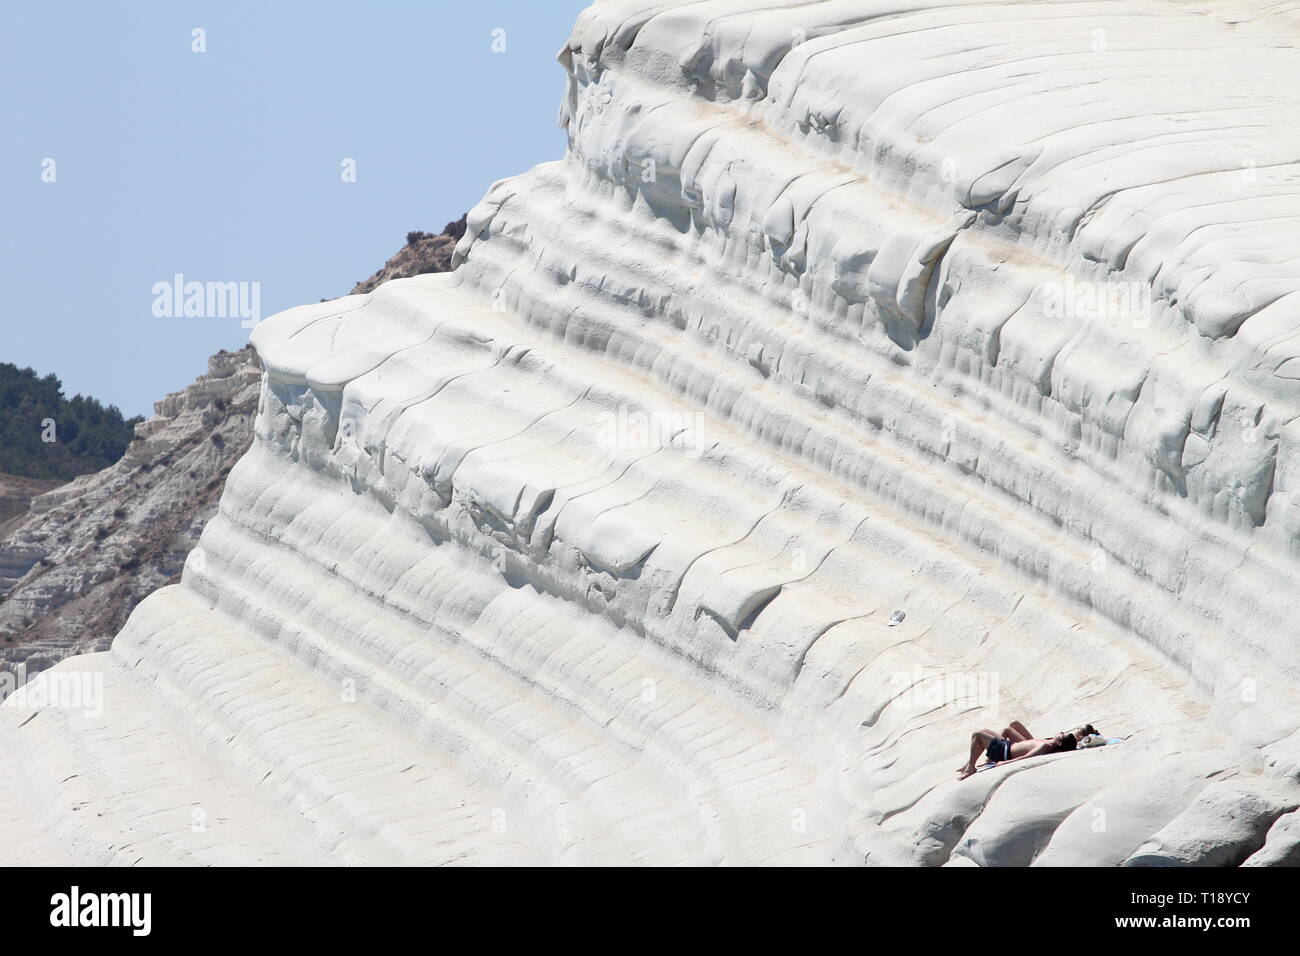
left=956, top=721, right=1079, bottom=780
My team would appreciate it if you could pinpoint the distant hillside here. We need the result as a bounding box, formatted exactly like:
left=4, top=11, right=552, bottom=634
left=350, top=215, right=466, bottom=295
left=0, top=364, right=143, bottom=481
left=0, top=348, right=262, bottom=671
left=0, top=474, right=61, bottom=534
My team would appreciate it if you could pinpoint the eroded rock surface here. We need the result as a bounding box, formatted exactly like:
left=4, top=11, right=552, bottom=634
left=4, top=0, right=1300, bottom=865
left=0, top=349, right=260, bottom=673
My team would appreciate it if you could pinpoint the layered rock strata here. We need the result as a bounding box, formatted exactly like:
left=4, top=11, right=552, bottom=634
left=4, top=0, right=1300, bottom=866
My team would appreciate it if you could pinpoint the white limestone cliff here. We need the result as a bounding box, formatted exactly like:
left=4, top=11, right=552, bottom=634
left=4, top=0, right=1300, bottom=866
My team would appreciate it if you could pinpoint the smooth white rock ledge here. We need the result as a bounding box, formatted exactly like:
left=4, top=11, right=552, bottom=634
left=4, top=0, right=1300, bottom=865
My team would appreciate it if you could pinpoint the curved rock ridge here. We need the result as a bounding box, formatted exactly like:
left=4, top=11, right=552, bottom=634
left=4, top=0, right=1300, bottom=865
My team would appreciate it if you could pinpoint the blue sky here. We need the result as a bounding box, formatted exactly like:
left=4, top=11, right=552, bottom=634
left=1, top=0, right=591, bottom=417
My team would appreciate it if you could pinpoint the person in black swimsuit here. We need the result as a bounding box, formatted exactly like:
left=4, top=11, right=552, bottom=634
left=985, top=736, right=1013, bottom=763
left=956, top=721, right=1078, bottom=780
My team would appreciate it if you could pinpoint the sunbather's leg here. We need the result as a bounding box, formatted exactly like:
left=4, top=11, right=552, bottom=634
left=958, top=730, right=999, bottom=779
left=958, top=729, right=999, bottom=770
left=1009, top=720, right=1032, bottom=742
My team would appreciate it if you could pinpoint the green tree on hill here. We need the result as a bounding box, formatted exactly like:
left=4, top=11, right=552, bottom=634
left=0, top=363, right=143, bottom=481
